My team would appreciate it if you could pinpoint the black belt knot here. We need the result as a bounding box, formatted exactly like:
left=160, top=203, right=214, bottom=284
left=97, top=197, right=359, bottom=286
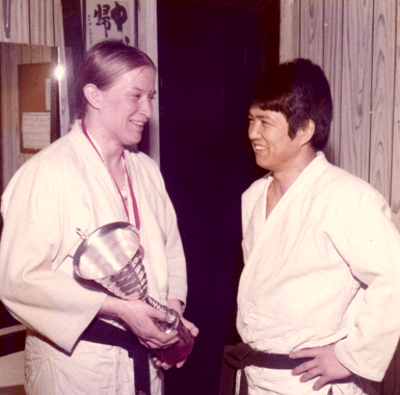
left=219, top=342, right=313, bottom=395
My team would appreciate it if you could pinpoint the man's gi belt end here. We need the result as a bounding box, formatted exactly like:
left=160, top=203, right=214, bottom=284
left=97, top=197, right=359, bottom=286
left=219, top=342, right=313, bottom=395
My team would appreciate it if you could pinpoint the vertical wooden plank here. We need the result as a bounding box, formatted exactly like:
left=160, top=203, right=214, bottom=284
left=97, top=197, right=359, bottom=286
left=391, top=0, right=400, bottom=231
left=323, top=0, right=343, bottom=166
left=370, top=3, right=400, bottom=393
left=29, top=0, right=55, bottom=46
left=280, top=0, right=300, bottom=62
left=16, top=0, right=30, bottom=43
left=369, top=0, right=396, bottom=202
left=1, top=44, right=23, bottom=191
left=53, top=0, right=63, bottom=49
left=19, top=45, right=53, bottom=167
left=0, top=0, right=30, bottom=43
left=21, top=43, right=52, bottom=63
left=53, top=0, right=70, bottom=136
left=299, top=0, right=324, bottom=66
left=340, top=0, right=373, bottom=181
left=29, top=0, right=41, bottom=44
left=138, top=0, right=160, bottom=165
left=7, top=43, right=22, bottom=178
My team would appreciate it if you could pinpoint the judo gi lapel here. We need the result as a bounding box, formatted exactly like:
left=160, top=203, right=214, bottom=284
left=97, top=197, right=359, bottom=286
left=123, top=152, right=167, bottom=303
left=240, top=153, right=328, bottom=295
left=69, top=123, right=131, bottom=224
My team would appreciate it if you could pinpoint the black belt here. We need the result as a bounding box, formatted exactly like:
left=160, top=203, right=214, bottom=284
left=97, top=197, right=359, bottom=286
left=219, top=343, right=313, bottom=395
left=81, top=318, right=150, bottom=395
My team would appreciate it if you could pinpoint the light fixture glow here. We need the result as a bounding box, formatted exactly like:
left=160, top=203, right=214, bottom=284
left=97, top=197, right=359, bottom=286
left=54, top=66, right=65, bottom=80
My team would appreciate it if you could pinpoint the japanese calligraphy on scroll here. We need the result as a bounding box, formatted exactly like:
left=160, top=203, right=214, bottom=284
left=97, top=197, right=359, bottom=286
left=85, top=0, right=135, bottom=51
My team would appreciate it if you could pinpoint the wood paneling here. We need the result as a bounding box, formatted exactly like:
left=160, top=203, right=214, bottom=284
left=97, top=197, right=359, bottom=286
left=280, top=0, right=400, bottom=392
left=323, top=0, right=343, bottom=165
left=0, top=0, right=69, bottom=193
left=280, top=0, right=300, bottom=61
left=341, top=0, right=374, bottom=182
left=29, top=0, right=55, bottom=45
left=0, top=0, right=56, bottom=45
left=0, top=0, right=30, bottom=43
left=369, top=0, right=396, bottom=202
left=299, top=0, right=323, bottom=64
left=0, top=43, right=22, bottom=190
left=0, top=43, right=55, bottom=189
left=281, top=0, right=400, bottom=216
left=392, top=0, right=400, bottom=230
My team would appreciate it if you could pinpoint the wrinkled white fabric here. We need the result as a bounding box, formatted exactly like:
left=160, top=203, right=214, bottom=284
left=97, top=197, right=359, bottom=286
left=237, top=152, right=400, bottom=394
left=0, top=120, right=187, bottom=394
left=24, top=330, right=164, bottom=395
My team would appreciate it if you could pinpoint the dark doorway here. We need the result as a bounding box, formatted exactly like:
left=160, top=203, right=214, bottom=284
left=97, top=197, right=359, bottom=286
left=157, top=1, right=279, bottom=394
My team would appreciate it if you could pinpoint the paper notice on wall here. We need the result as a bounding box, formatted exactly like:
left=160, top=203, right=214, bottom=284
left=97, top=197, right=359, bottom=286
left=22, top=112, right=51, bottom=150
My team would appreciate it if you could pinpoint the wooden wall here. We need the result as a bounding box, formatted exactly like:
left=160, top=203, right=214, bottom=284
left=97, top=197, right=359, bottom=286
left=280, top=1, right=400, bottom=393
left=0, top=0, right=69, bottom=130
left=0, top=0, right=69, bottom=192
left=1, top=43, right=59, bottom=190
left=280, top=0, right=400, bottom=230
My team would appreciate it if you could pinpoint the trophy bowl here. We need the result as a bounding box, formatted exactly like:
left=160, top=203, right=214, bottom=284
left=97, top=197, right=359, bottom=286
left=73, top=222, right=148, bottom=300
left=73, top=221, right=140, bottom=280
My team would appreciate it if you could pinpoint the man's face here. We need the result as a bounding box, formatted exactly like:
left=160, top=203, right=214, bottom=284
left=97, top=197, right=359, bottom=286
left=248, top=106, right=303, bottom=173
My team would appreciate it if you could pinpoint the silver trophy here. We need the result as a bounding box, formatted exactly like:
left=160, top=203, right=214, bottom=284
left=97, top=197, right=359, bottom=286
left=73, top=221, right=179, bottom=333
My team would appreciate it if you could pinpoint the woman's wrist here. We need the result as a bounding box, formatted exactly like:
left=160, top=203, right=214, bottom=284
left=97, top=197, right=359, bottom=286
left=98, top=295, right=123, bottom=319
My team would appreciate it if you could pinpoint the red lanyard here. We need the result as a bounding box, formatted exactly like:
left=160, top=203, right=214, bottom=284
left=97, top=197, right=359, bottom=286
left=81, top=118, right=140, bottom=230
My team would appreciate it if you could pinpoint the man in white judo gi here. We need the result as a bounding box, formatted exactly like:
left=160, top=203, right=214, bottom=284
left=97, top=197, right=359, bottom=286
left=220, top=58, right=400, bottom=395
left=0, top=41, right=197, bottom=394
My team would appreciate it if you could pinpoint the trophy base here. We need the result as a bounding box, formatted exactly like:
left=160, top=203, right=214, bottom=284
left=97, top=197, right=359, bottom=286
left=153, top=318, right=195, bottom=366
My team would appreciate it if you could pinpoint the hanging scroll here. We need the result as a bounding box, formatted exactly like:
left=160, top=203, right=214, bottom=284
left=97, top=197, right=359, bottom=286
left=84, top=0, right=136, bottom=51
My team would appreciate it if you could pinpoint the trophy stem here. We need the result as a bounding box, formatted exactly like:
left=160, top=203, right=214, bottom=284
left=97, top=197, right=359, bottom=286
left=146, top=296, right=179, bottom=333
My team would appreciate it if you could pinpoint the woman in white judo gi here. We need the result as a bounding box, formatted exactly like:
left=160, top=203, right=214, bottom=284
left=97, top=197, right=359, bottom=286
left=220, top=59, right=400, bottom=395
left=0, top=40, right=198, bottom=394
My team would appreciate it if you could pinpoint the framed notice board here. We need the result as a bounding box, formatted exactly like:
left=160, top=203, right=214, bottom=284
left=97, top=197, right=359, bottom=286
left=18, top=58, right=58, bottom=153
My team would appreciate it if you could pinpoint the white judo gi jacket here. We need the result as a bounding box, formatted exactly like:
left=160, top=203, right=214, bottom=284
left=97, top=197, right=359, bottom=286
left=0, top=121, right=187, bottom=395
left=237, top=152, right=400, bottom=395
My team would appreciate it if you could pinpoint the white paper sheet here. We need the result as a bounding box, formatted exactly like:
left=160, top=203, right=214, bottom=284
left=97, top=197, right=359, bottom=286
left=22, top=112, right=51, bottom=150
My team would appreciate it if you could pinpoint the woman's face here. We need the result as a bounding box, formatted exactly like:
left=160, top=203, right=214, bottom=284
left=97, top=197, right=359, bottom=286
left=97, top=66, right=156, bottom=147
